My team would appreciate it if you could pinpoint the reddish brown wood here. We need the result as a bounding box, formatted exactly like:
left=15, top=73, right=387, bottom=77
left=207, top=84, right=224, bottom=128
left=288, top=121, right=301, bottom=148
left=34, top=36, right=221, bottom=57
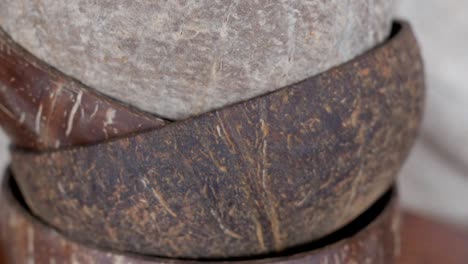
left=399, top=212, right=468, bottom=264
left=0, top=174, right=400, bottom=264
left=0, top=29, right=167, bottom=150
left=10, top=22, right=425, bottom=258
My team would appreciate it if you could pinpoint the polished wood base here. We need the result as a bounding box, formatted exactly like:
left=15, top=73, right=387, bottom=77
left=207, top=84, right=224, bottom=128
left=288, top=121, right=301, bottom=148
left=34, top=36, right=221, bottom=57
left=400, top=212, right=468, bottom=264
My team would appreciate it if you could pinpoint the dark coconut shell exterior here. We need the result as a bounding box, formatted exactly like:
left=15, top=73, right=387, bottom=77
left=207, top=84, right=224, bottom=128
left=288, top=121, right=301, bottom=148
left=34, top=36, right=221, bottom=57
left=0, top=28, right=167, bottom=150
left=0, top=173, right=400, bottom=264
left=10, top=22, right=424, bottom=258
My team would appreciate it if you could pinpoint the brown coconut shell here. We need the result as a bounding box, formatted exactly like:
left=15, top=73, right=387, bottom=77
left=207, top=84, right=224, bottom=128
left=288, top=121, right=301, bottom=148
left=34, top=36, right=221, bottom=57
left=0, top=173, right=400, bottom=264
left=0, top=28, right=167, bottom=150
left=9, top=22, right=424, bottom=258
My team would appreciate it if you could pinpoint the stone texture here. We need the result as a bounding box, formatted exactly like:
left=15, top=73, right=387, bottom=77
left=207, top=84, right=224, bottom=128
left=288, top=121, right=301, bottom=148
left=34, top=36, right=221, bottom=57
left=0, top=0, right=394, bottom=119
left=0, top=173, right=399, bottom=264
left=10, top=22, right=424, bottom=259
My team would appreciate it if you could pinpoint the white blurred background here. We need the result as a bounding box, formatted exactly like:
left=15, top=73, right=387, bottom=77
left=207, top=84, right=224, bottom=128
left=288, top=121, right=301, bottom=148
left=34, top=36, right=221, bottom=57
left=0, top=0, right=467, bottom=226
left=398, top=0, right=468, bottom=226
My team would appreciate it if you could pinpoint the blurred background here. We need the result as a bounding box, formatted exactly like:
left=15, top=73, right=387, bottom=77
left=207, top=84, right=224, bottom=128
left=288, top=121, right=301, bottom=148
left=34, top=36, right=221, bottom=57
left=0, top=0, right=467, bottom=227
left=398, top=0, right=468, bottom=227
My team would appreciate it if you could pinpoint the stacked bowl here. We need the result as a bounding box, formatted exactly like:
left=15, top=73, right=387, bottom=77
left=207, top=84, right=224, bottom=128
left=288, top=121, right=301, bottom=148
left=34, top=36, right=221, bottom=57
left=0, top=1, right=424, bottom=263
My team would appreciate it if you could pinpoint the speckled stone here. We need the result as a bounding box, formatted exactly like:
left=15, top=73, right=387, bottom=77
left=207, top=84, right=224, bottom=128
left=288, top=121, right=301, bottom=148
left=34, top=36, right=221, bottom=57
left=10, top=22, right=424, bottom=259
left=0, top=173, right=400, bottom=264
left=0, top=0, right=394, bottom=119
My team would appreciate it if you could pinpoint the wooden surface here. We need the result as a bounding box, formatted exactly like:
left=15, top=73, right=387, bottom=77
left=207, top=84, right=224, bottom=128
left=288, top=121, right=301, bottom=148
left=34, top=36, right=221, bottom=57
left=400, top=212, right=468, bottom=264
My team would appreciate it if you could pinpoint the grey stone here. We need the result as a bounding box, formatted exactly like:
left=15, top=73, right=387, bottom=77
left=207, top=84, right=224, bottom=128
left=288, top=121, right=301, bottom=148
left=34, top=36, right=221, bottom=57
left=0, top=0, right=394, bottom=119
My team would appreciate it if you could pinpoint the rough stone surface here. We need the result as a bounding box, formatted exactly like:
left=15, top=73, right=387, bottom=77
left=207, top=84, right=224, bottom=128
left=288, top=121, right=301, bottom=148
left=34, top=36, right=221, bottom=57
left=11, top=23, right=424, bottom=259
left=0, top=174, right=399, bottom=264
left=0, top=29, right=166, bottom=150
left=0, top=0, right=394, bottom=119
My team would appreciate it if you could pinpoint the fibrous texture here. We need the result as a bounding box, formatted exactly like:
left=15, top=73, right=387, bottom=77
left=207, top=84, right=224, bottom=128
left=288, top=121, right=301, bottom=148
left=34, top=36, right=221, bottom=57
left=0, top=0, right=394, bottom=119
left=10, top=23, right=424, bottom=258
